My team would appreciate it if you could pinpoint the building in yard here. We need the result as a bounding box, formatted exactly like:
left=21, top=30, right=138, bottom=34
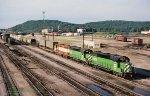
left=62, top=32, right=73, bottom=36
left=77, top=29, right=86, bottom=34
left=62, top=32, right=80, bottom=36
left=41, top=29, right=53, bottom=35
left=42, top=28, right=60, bottom=36
left=141, top=30, right=150, bottom=35
left=84, top=40, right=101, bottom=48
left=73, top=33, right=80, bottom=36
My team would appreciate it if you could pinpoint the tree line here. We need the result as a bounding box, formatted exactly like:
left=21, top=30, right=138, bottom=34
left=10, top=20, right=150, bottom=33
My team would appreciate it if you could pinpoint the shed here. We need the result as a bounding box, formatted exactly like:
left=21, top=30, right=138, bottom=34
left=84, top=40, right=101, bottom=48
left=141, top=30, right=150, bottom=35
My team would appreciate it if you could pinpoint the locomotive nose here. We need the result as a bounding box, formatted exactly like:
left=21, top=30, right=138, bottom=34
left=128, top=62, right=135, bottom=74
left=124, top=62, right=132, bottom=73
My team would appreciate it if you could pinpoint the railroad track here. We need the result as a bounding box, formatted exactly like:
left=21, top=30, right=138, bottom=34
left=19, top=45, right=141, bottom=96
left=0, top=54, right=21, bottom=96
left=0, top=44, right=54, bottom=96
left=13, top=46, right=102, bottom=96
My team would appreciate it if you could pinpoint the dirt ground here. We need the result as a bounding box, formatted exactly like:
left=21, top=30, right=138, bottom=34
left=1, top=35, right=150, bottom=94
left=0, top=36, right=150, bottom=95
left=19, top=46, right=118, bottom=96
left=24, top=45, right=150, bottom=89
left=34, top=35, right=150, bottom=94
left=18, top=54, right=87, bottom=96
left=35, top=35, right=150, bottom=71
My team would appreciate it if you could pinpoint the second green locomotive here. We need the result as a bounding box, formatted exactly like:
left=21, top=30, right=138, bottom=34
left=54, top=44, right=135, bottom=78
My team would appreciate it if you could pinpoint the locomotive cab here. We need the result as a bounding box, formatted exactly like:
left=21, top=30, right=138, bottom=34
left=110, top=55, right=135, bottom=78
left=117, top=56, right=135, bottom=78
left=81, top=49, right=93, bottom=58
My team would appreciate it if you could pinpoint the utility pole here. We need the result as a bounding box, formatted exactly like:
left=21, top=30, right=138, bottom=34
left=52, top=27, right=54, bottom=41
left=92, top=28, right=94, bottom=41
left=83, top=29, right=85, bottom=48
left=42, top=11, right=46, bottom=48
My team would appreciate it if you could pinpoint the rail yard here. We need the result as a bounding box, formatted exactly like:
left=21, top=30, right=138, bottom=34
left=0, top=33, right=150, bottom=96
left=1, top=0, right=150, bottom=96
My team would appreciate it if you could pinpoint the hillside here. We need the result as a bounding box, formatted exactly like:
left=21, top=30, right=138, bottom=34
left=86, top=20, right=150, bottom=33
left=11, top=20, right=80, bottom=32
left=11, top=20, right=150, bottom=33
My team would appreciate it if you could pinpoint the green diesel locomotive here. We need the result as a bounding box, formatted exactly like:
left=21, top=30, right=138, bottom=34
left=69, top=46, right=135, bottom=78
left=54, top=44, right=135, bottom=78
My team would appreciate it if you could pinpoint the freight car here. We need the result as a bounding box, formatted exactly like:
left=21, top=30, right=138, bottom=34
left=115, top=36, right=127, bottom=42
left=10, top=34, right=37, bottom=45
left=54, top=44, right=135, bottom=78
left=2, top=33, right=10, bottom=43
left=132, top=38, right=143, bottom=46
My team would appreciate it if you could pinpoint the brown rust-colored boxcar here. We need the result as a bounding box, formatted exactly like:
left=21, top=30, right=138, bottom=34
left=115, top=36, right=127, bottom=42
left=132, top=38, right=143, bottom=45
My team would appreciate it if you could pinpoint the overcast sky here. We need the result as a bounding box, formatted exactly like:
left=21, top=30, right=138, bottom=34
left=0, top=0, right=150, bottom=28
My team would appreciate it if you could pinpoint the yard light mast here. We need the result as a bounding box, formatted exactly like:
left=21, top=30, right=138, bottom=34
left=52, top=26, right=54, bottom=41
left=42, top=11, right=46, bottom=29
left=42, top=11, right=46, bottom=48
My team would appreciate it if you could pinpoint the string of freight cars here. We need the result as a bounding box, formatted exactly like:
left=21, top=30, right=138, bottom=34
left=2, top=33, right=135, bottom=78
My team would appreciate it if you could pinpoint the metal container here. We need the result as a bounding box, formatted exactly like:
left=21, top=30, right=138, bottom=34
left=132, top=38, right=143, bottom=45
left=116, top=36, right=127, bottom=42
